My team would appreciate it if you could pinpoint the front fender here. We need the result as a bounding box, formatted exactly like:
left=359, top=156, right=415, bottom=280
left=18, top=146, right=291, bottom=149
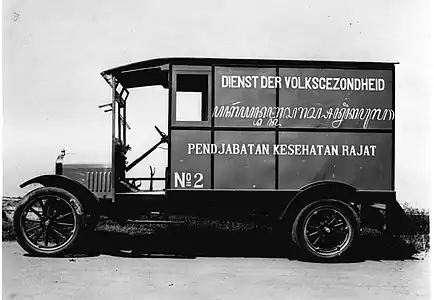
left=21, top=174, right=78, bottom=189
left=20, top=174, right=100, bottom=215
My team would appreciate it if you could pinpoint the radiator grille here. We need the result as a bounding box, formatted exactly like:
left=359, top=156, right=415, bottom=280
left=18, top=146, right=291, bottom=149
left=87, top=171, right=112, bottom=193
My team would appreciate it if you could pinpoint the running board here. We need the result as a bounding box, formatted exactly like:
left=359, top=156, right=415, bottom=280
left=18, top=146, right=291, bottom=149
left=126, top=219, right=184, bottom=225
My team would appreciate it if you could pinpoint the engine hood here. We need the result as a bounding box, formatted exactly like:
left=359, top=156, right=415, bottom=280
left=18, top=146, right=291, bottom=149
left=62, top=163, right=112, bottom=194
left=63, top=163, right=111, bottom=170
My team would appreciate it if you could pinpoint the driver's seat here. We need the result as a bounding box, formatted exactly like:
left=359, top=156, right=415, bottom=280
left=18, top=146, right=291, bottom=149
left=119, top=180, right=141, bottom=192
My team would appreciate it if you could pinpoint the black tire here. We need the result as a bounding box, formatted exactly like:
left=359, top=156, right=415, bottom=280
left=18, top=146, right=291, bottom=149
left=13, top=187, right=85, bottom=256
left=291, top=199, right=359, bottom=262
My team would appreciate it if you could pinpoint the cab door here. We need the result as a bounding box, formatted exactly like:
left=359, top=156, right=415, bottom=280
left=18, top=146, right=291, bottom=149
left=169, top=66, right=212, bottom=190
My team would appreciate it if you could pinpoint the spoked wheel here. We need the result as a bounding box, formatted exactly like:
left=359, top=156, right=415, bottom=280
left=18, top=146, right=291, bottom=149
left=292, top=199, right=359, bottom=262
left=13, top=187, right=85, bottom=256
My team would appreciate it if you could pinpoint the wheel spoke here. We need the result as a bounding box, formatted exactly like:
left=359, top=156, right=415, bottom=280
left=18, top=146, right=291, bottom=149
left=333, top=222, right=345, bottom=228
left=56, top=212, right=72, bottom=221
left=308, top=230, right=320, bottom=237
left=24, top=218, right=41, bottom=223
left=44, top=230, right=49, bottom=247
left=327, top=217, right=337, bottom=226
left=312, top=235, right=321, bottom=246
left=28, top=207, right=43, bottom=219
left=27, top=224, right=42, bottom=233
left=56, top=222, right=74, bottom=227
left=52, top=228, right=67, bottom=240
left=38, top=200, right=46, bottom=213
left=307, top=224, right=320, bottom=229
left=29, top=227, right=44, bottom=240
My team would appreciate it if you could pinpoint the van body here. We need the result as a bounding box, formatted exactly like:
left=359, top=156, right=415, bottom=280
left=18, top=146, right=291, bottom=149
left=15, top=58, right=409, bottom=261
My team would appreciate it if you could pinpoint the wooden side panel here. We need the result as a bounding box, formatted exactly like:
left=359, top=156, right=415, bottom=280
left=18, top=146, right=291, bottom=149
left=170, top=130, right=211, bottom=189
left=278, top=132, right=392, bottom=190
left=213, top=131, right=275, bottom=189
left=279, top=68, right=393, bottom=129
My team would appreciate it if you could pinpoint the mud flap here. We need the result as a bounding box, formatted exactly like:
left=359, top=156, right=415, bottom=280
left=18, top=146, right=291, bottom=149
left=386, top=201, right=415, bottom=235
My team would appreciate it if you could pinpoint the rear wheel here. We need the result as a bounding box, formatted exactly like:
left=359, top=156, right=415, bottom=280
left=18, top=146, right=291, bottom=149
left=292, top=199, right=359, bottom=261
left=13, top=187, right=85, bottom=256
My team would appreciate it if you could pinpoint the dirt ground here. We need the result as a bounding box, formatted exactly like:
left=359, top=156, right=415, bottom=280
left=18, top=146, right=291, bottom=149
left=2, top=242, right=430, bottom=300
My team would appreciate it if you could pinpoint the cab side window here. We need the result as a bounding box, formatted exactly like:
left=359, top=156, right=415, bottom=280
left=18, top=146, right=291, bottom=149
left=173, top=71, right=210, bottom=125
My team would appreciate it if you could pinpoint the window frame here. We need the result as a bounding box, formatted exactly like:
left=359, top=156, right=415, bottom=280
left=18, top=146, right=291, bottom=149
left=171, top=66, right=212, bottom=127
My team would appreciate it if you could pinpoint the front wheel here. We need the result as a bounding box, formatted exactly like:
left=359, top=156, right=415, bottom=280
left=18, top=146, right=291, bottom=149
left=13, top=187, right=85, bottom=256
left=292, top=199, right=359, bottom=262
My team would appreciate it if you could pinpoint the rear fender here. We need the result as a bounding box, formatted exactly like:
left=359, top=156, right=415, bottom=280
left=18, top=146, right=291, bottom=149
left=279, top=181, right=358, bottom=222
left=20, top=174, right=100, bottom=216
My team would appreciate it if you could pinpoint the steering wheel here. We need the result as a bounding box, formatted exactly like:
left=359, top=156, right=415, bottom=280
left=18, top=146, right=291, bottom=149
left=155, top=126, right=168, bottom=142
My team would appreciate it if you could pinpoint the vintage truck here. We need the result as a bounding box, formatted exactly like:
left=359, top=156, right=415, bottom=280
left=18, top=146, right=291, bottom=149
left=13, top=57, right=408, bottom=261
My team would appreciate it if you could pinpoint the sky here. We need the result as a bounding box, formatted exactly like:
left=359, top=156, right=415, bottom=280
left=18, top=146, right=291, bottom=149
left=2, top=0, right=433, bottom=208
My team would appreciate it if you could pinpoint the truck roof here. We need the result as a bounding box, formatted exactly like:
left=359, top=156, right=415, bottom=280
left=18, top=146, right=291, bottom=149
left=101, top=57, right=398, bottom=89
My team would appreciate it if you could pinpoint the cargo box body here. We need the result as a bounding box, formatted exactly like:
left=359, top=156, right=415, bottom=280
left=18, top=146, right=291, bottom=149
left=168, top=62, right=394, bottom=198
left=140, top=59, right=402, bottom=230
